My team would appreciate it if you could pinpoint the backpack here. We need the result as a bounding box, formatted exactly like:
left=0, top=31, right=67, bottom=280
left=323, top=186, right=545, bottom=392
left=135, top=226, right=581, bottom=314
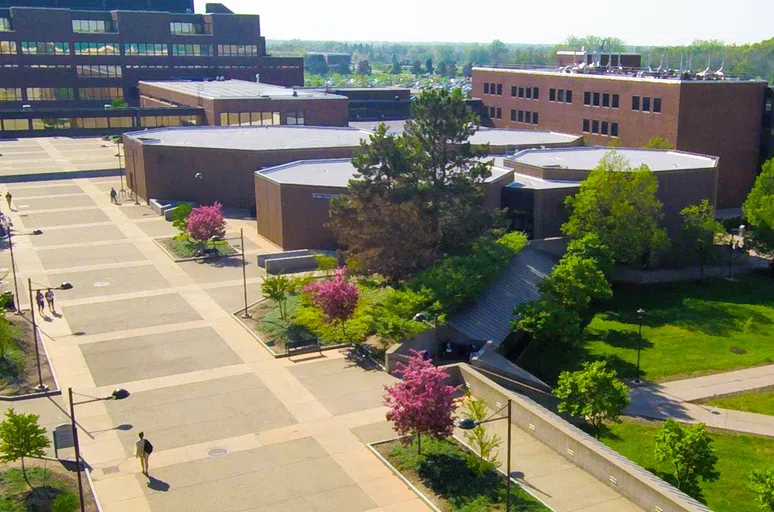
left=144, top=440, right=153, bottom=454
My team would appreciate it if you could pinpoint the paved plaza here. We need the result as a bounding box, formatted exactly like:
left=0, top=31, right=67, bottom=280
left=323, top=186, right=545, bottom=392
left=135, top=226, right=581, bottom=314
left=0, top=175, right=644, bottom=512
left=0, top=137, right=120, bottom=178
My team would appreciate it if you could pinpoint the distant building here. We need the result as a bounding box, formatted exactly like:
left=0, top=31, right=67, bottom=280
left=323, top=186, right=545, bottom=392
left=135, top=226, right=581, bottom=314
left=315, top=87, right=411, bottom=121
left=0, top=0, right=193, bottom=12
left=472, top=54, right=768, bottom=208
left=305, top=52, right=351, bottom=75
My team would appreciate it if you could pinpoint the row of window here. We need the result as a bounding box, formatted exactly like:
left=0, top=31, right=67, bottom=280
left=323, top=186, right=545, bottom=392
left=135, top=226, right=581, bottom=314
left=216, top=44, right=259, bottom=57
left=219, top=112, right=282, bottom=126
left=511, top=85, right=539, bottom=100
left=1, top=114, right=202, bottom=132
left=169, top=21, right=210, bottom=35
left=582, top=118, right=620, bottom=137
left=0, top=40, right=259, bottom=57
left=483, top=82, right=502, bottom=96
left=73, top=42, right=119, bottom=55
left=583, top=91, right=620, bottom=109
left=488, top=106, right=502, bottom=119
left=72, top=20, right=115, bottom=33
left=171, top=44, right=213, bottom=56
left=549, top=88, right=573, bottom=104
left=0, top=18, right=11, bottom=32
left=0, top=41, right=13, bottom=54
left=124, top=43, right=168, bottom=56
left=21, top=41, right=70, bottom=55
left=76, top=65, right=122, bottom=78
left=510, top=109, right=539, bottom=125
left=632, top=95, right=662, bottom=113
left=0, top=87, right=123, bottom=101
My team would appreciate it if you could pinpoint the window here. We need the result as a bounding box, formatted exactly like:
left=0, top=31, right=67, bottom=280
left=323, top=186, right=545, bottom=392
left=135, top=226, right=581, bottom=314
left=593, top=92, right=600, bottom=106
left=2, top=119, right=28, bottom=131
left=512, top=86, right=518, bottom=97
left=32, top=118, right=73, bottom=130
left=601, top=121, right=609, bottom=135
left=141, top=115, right=200, bottom=127
left=549, top=88, right=556, bottom=101
left=218, top=111, right=278, bottom=126
left=72, top=19, right=113, bottom=33
left=611, top=122, right=619, bottom=137
left=592, top=120, right=599, bottom=133
left=584, top=91, right=591, bottom=106
left=524, top=111, right=531, bottom=124
left=21, top=42, right=69, bottom=55
left=76, top=65, right=122, bottom=78
left=0, top=41, right=15, bottom=54
left=124, top=43, right=168, bottom=56
left=170, top=21, right=210, bottom=34
left=518, top=87, right=524, bottom=98
left=216, top=44, right=258, bottom=57
left=0, top=18, right=11, bottom=31
left=612, top=94, right=619, bottom=109
left=526, top=87, right=532, bottom=99
left=518, top=110, right=524, bottom=122
left=566, top=90, right=572, bottom=103
left=533, top=87, right=539, bottom=100
left=632, top=95, right=640, bottom=110
left=602, top=93, right=610, bottom=107
left=557, top=89, right=564, bottom=103
left=484, top=83, right=489, bottom=94
left=510, top=109, right=516, bottom=121
left=73, top=42, right=119, bottom=55
left=171, top=44, right=213, bottom=56
left=496, top=107, right=502, bottom=119
left=532, top=112, right=538, bottom=125
left=287, top=111, right=305, bottom=125
left=653, top=97, right=662, bottom=113
left=490, top=83, right=495, bottom=94
left=80, top=87, right=122, bottom=100
left=26, top=88, right=75, bottom=101
left=0, top=88, right=22, bottom=101
left=489, top=106, right=495, bottom=117
left=496, top=84, right=502, bottom=96
left=582, top=119, right=590, bottom=132
left=642, top=96, right=651, bottom=112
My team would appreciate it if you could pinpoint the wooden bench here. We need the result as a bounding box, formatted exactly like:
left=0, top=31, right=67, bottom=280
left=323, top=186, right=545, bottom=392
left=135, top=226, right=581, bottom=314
left=286, top=338, right=321, bottom=357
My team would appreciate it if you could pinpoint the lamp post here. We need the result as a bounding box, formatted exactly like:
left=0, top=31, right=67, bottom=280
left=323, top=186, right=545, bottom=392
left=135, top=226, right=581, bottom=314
left=457, top=399, right=513, bottom=511
left=211, top=230, right=250, bottom=318
left=413, top=311, right=439, bottom=362
left=69, top=387, right=130, bottom=512
left=28, top=280, right=73, bottom=390
left=635, top=308, right=645, bottom=384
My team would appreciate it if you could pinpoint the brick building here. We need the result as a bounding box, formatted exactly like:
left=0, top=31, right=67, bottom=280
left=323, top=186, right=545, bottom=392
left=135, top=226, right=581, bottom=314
left=472, top=65, right=767, bottom=208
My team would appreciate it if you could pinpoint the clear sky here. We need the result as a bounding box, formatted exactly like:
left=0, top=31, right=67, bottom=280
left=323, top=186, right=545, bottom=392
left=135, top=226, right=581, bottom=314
left=194, top=0, right=772, bottom=46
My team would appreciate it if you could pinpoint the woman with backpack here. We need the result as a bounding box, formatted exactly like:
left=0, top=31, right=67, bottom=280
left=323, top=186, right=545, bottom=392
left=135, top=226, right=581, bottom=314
left=136, top=431, right=153, bottom=476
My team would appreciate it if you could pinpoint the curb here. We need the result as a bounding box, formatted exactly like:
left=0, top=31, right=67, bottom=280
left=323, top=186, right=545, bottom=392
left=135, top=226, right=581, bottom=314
left=38, top=456, right=104, bottom=512
left=0, top=322, right=61, bottom=401
left=0, top=169, right=121, bottom=184
left=153, top=236, right=243, bottom=263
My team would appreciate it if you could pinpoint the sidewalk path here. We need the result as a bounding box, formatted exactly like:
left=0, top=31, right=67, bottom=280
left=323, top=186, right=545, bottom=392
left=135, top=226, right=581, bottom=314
left=626, top=365, right=774, bottom=438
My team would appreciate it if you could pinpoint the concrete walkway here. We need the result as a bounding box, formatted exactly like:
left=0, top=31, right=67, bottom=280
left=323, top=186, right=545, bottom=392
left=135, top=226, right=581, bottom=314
left=626, top=364, right=774, bottom=437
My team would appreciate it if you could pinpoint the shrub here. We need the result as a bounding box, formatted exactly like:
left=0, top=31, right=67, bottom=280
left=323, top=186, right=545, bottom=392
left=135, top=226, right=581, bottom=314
left=51, top=492, right=79, bottom=512
left=186, top=202, right=226, bottom=242
left=171, top=203, right=193, bottom=236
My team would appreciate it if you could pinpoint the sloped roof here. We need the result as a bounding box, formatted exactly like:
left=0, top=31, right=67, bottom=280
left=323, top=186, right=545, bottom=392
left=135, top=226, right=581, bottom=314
left=448, top=246, right=556, bottom=343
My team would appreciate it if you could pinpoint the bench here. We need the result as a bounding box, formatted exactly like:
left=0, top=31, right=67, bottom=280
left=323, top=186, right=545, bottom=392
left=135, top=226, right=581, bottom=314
left=193, top=247, right=220, bottom=258
left=286, top=338, right=321, bottom=357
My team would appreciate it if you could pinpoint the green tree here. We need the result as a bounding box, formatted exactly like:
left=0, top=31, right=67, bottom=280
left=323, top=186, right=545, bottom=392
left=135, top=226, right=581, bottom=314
left=390, top=54, right=402, bottom=75
left=356, top=59, right=371, bottom=75
left=171, top=203, right=193, bottom=237
left=538, top=254, right=612, bottom=311
left=462, top=62, right=474, bottom=77
left=315, top=254, right=338, bottom=278
left=554, top=361, right=630, bottom=439
left=0, top=408, right=51, bottom=488
left=489, top=39, right=507, bottom=64
left=680, top=200, right=725, bottom=277
left=562, top=151, right=669, bottom=268
left=305, top=53, right=329, bottom=75
left=261, top=274, right=294, bottom=321
left=461, top=396, right=502, bottom=472
left=642, top=136, right=674, bottom=149
left=654, top=419, right=719, bottom=493
left=425, top=57, right=434, bottom=74
left=742, top=158, right=774, bottom=256
left=565, top=233, right=614, bottom=275
left=564, top=35, right=626, bottom=52
left=411, top=60, right=423, bottom=75
left=513, top=294, right=582, bottom=346
left=750, top=468, right=774, bottom=510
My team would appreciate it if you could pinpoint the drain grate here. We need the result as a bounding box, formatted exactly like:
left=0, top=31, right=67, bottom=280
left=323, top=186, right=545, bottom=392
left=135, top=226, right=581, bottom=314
left=207, top=448, right=229, bottom=458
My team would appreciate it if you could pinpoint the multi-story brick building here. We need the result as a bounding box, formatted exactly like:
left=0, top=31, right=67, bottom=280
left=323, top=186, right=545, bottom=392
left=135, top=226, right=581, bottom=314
left=0, top=4, right=303, bottom=136
left=472, top=63, right=768, bottom=208
left=0, top=0, right=194, bottom=12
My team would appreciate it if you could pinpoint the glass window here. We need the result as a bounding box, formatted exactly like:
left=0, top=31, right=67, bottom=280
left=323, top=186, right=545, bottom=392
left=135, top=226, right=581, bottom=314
left=592, top=120, right=599, bottom=133
left=228, top=113, right=239, bottom=125
left=510, top=109, right=516, bottom=121
left=287, top=111, right=305, bottom=125
left=584, top=91, right=591, bottom=106
left=611, top=122, right=619, bottom=137
left=632, top=95, right=640, bottom=110
left=172, top=44, right=213, bottom=56
left=524, top=111, right=531, bottom=124
left=593, top=92, right=600, bottom=106
left=76, top=65, right=122, bottom=78
left=21, top=42, right=70, bottom=55
left=549, top=88, right=556, bottom=101
left=26, top=88, right=75, bottom=101
left=642, top=96, right=651, bottom=112
left=532, top=112, right=538, bottom=125
left=72, top=19, right=111, bottom=33
left=517, top=110, right=524, bottom=122
left=512, top=86, right=518, bottom=97
left=2, top=119, right=28, bottom=131
left=0, top=18, right=11, bottom=31
left=170, top=22, right=208, bottom=34
left=601, top=121, right=609, bottom=135
left=0, top=88, right=22, bottom=101
left=653, top=97, right=661, bottom=113
left=484, top=83, right=489, bottom=94
left=273, top=112, right=280, bottom=125
left=496, top=84, right=502, bottom=95
left=566, top=90, right=572, bottom=103
left=216, top=44, right=258, bottom=57
left=489, top=106, right=495, bottom=117
left=0, top=41, right=15, bottom=54
left=124, top=43, right=168, bottom=56
left=602, top=93, right=610, bottom=107
left=74, top=42, right=118, bottom=55
left=518, top=87, right=524, bottom=98
left=526, top=87, right=532, bottom=99
left=582, top=119, right=590, bottom=132
left=496, top=107, right=502, bottom=119
left=612, top=94, right=619, bottom=108
left=108, top=117, right=133, bottom=128
left=533, top=87, right=539, bottom=100
left=557, top=89, right=564, bottom=102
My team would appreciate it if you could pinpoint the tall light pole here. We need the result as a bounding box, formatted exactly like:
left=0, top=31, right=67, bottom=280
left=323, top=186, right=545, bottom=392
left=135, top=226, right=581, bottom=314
left=635, top=308, right=645, bottom=384
left=210, top=230, right=250, bottom=318
left=413, top=311, right=439, bottom=362
left=28, top=280, right=73, bottom=390
left=69, top=387, right=130, bottom=512
left=458, top=399, right=513, bottom=511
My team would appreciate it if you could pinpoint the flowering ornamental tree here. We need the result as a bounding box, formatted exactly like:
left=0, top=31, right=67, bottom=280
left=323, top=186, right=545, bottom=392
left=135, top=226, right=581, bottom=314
left=186, top=201, right=227, bottom=242
left=303, top=267, right=359, bottom=338
left=383, top=349, right=460, bottom=454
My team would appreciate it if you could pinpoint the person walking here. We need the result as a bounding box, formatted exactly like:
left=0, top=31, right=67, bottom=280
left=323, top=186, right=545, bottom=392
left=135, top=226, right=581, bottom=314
left=5, top=191, right=11, bottom=209
left=110, top=187, right=118, bottom=204
left=45, top=288, right=55, bottom=313
left=35, top=290, right=45, bottom=315
left=136, top=432, right=153, bottom=476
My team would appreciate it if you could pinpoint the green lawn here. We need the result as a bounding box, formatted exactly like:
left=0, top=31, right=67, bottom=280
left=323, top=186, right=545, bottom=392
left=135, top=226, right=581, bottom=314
left=518, top=274, right=774, bottom=384
left=707, top=389, right=774, bottom=416
left=165, top=237, right=236, bottom=259
left=600, top=420, right=774, bottom=512
left=0, top=465, right=85, bottom=512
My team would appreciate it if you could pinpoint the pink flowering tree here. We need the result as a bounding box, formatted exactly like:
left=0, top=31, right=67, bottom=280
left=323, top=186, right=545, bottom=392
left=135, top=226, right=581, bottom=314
left=186, top=201, right=227, bottom=242
left=303, top=267, right=360, bottom=340
left=383, top=349, right=460, bottom=454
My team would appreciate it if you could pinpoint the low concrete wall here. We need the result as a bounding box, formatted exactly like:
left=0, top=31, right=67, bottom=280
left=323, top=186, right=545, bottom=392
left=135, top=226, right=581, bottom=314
left=528, top=237, right=568, bottom=257
left=257, top=249, right=311, bottom=267
left=385, top=327, right=455, bottom=373
left=609, top=254, right=769, bottom=284
left=457, top=364, right=711, bottom=512
left=265, top=255, right=318, bottom=275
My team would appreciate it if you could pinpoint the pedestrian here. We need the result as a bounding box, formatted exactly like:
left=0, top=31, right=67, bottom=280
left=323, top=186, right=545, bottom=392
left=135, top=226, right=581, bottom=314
left=45, top=288, right=55, bottom=313
left=110, top=187, right=118, bottom=204
left=35, top=289, right=45, bottom=315
left=5, top=191, right=11, bottom=209
left=136, top=431, right=153, bottom=476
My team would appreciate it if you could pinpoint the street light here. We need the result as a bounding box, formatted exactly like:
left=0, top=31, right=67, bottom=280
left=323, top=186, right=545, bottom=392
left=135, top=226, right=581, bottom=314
left=69, top=387, right=129, bottom=512
left=635, top=308, right=645, bottom=384
left=211, top=229, right=250, bottom=318
left=28, top=280, right=73, bottom=390
left=457, top=399, right=513, bottom=511
left=413, top=311, right=439, bottom=361
left=2, top=222, right=43, bottom=314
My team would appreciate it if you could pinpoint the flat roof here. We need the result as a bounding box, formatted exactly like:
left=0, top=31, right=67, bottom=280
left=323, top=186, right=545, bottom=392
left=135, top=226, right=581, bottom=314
left=125, top=126, right=371, bottom=151
left=258, top=158, right=512, bottom=187
left=138, top=80, right=345, bottom=101
left=509, top=147, right=719, bottom=172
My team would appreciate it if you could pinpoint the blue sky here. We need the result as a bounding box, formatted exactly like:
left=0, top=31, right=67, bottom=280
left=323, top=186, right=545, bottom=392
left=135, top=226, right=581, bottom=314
left=195, top=0, right=772, bottom=46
